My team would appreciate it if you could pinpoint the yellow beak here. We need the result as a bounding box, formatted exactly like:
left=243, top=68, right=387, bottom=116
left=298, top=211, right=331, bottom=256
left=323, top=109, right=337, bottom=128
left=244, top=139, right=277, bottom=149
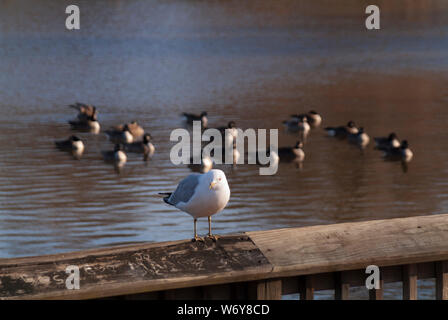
left=209, top=181, right=217, bottom=189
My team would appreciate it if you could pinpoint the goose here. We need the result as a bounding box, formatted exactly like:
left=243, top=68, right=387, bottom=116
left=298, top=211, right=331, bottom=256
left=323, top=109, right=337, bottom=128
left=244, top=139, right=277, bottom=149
left=348, top=127, right=370, bottom=148
left=306, top=111, right=322, bottom=127
left=278, top=141, right=305, bottom=163
left=374, top=133, right=401, bottom=151
left=101, top=144, right=127, bottom=167
left=325, top=121, right=358, bottom=139
left=383, top=140, right=413, bottom=163
left=216, top=121, right=238, bottom=148
left=105, top=124, right=134, bottom=144
left=69, top=102, right=97, bottom=122
left=55, top=135, right=85, bottom=159
left=182, top=111, right=208, bottom=128
left=188, top=155, right=213, bottom=173
left=68, top=113, right=100, bottom=134
left=112, top=121, right=144, bottom=139
left=124, top=133, right=155, bottom=161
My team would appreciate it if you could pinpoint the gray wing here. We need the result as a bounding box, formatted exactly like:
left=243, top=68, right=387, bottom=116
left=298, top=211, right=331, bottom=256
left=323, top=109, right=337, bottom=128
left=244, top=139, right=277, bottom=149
left=168, top=174, right=201, bottom=206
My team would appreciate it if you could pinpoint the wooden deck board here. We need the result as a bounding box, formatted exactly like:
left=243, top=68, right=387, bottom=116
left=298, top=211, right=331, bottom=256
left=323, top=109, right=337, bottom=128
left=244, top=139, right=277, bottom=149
left=247, top=214, right=448, bottom=277
left=0, top=235, right=272, bottom=299
left=2, top=214, right=448, bottom=299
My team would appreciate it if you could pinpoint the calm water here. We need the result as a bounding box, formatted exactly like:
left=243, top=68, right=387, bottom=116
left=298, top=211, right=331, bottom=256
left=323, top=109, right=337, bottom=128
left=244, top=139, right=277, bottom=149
left=1, top=0, right=448, bottom=299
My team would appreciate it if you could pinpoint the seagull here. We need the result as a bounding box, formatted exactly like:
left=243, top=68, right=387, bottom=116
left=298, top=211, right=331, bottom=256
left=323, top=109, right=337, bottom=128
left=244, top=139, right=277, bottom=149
left=124, top=133, right=155, bottom=161
left=68, top=113, right=101, bottom=134
left=55, top=135, right=85, bottom=159
left=325, top=121, right=358, bottom=139
left=182, top=111, right=208, bottom=128
left=374, top=133, right=401, bottom=151
left=159, top=169, right=230, bottom=242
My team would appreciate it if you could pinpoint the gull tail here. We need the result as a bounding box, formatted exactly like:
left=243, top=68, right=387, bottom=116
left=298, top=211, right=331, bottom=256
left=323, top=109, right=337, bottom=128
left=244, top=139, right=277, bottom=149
left=158, top=192, right=173, bottom=205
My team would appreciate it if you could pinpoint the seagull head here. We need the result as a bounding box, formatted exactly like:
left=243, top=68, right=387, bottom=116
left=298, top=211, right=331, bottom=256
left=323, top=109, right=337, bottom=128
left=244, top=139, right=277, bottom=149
left=207, top=169, right=227, bottom=190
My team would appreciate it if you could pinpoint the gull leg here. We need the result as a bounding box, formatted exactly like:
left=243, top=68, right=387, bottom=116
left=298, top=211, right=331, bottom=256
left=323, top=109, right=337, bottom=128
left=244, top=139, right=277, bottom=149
left=206, top=216, right=219, bottom=242
left=192, top=218, right=204, bottom=242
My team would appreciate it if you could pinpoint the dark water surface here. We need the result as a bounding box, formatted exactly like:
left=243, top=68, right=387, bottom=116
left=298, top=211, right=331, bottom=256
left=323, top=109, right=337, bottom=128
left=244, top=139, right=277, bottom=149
left=1, top=0, right=448, bottom=299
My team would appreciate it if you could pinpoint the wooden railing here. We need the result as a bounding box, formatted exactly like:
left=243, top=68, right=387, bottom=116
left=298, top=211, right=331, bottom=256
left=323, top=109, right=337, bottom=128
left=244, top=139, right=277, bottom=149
left=1, top=214, right=448, bottom=300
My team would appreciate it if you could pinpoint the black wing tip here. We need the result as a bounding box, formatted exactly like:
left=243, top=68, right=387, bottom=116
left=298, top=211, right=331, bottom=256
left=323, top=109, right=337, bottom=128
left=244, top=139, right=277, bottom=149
left=159, top=192, right=173, bottom=205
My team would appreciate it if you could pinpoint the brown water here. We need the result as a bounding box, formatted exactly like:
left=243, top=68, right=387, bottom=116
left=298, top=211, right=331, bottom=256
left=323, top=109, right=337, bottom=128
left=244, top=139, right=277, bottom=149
left=1, top=0, right=448, bottom=299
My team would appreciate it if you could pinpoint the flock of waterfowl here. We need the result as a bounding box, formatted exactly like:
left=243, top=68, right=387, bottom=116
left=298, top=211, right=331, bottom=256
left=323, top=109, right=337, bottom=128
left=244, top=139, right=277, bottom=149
left=55, top=102, right=155, bottom=170
left=54, top=103, right=413, bottom=174
left=280, top=111, right=413, bottom=171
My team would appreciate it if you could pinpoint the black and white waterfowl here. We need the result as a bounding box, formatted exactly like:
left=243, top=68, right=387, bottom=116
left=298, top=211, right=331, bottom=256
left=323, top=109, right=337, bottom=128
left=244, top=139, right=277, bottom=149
left=69, top=102, right=97, bottom=122
left=105, top=124, right=134, bottom=144
left=112, top=121, right=145, bottom=139
left=374, top=133, right=401, bottom=151
left=283, top=116, right=300, bottom=131
left=216, top=121, right=238, bottom=148
left=383, top=140, right=413, bottom=163
left=306, top=111, right=322, bottom=127
left=278, top=141, right=305, bottom=163
left=55, top=135, right=85, bottom=159
left=188, top=155, right=213, bottom=173
left=325, top=121, right=358, bottom=139
left=124, top=133, right=155, bottom=161
left=348, top=127, right=370, bottom=148
left=182, top=111, right=208, bottom=128
left=68, top=113, right=101, bottom=134
left=101, top=144, right=127, bottom=167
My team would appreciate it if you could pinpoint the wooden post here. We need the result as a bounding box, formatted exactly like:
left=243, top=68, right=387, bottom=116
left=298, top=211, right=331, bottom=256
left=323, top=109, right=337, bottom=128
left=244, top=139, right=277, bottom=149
left=369, top=279, right=384, bottom=300
left=299, top=275, right=314, bottom=300
left=402, top=264, right=418, bottom=300
left=249, top=279, right=282, bottom=300
left=334, top=272, right=350, bottom=300
left=436, top=261, right=448, bottom=300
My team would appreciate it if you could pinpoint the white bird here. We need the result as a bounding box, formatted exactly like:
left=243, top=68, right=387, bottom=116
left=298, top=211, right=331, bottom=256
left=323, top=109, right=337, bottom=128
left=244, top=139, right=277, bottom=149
left=160, top=169, right=230, bottom=242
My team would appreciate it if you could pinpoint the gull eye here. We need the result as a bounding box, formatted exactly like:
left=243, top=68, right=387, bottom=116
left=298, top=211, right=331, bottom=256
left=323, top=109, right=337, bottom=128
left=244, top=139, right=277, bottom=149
left=218, top=178, right=222, bottom=181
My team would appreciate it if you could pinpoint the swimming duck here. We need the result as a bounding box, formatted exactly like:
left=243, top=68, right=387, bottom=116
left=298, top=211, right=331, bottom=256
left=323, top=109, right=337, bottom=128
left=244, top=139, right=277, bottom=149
left=383, top=140, right=413, bottom=163
left=278, top=141, right=305, bottom=163
left=374, top=133, right=401, bottom=151
left=102, top=144, right=127, bottom=167
left=182, top=111, right=208, bottom=128
left=112, top=121, right=145, bottom=139
left=297, top=115, right=311, bottom=137
left=68, top=113, right=101, bottom=134
left=124, top=133, right=155, bottom=161
left=105, top=124, right=134, bottom=144
left=325, top=121, right=358, bottom=139
left=54, top=135, right=85, bottom=159
left=348, top=127, right=370, bottom=148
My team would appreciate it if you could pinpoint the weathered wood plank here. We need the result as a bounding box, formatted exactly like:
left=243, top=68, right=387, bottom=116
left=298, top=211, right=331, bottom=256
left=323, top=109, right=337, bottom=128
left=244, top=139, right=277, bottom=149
left=402, top=264, right=418, bottom=300
left=248, top=279, right=282, bottom=300
left=435, top=261, right=448, bottom=300
left=247, top=214, right=448, bottom=277
left=2, top=214, right=448, bottom=300
left=0, top=235, right=272, bottom=299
